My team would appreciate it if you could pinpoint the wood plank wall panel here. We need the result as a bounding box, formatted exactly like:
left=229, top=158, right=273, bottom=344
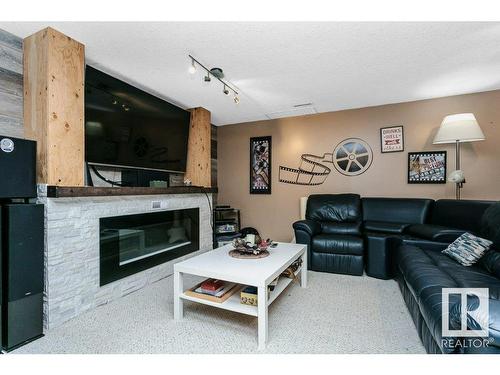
left=24, top=27, right=85, bottom=186
left=185, top=107, right=211, bottom=187
left=0, top=29, right=23, bottom=138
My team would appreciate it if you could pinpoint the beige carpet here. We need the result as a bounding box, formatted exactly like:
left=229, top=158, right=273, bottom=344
left=12, top=271, right=425, bottom=354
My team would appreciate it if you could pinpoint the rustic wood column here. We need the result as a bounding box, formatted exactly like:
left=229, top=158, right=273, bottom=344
left=24, top=27, right=85, bottom=186
left=185, top=107, right=212, bottom=187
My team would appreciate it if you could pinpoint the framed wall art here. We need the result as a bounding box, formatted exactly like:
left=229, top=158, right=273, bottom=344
left=408, top=151, right=447, bottom=184
left=380, top=126, right=404, bottom=153
left=250, top=136, right=272, bottom=194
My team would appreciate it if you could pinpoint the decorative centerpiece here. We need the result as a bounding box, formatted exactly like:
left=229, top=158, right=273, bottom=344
left=228, top=238, right=274, bottom=259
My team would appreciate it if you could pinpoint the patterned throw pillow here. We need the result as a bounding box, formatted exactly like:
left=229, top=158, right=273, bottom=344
left=442, top=232, right=493, bottom=266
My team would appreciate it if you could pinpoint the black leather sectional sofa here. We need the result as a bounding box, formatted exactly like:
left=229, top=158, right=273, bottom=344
left=293, top=194, right=500, bottom=354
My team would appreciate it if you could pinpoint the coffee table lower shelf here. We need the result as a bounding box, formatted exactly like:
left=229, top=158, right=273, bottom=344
left=173, top=242, right=307, bottom=349
left=179, top=268, right=301, bottom=317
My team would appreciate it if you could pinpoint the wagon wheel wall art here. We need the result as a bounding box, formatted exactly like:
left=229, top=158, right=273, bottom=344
left=250, top=136, right=272, bottom=194
left=279, top=138, right=374, bottom=185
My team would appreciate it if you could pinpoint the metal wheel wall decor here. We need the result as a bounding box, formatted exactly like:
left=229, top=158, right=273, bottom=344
left=279, top=137, right=373, bottom=185
left=332, top=138, right=373, bottom=176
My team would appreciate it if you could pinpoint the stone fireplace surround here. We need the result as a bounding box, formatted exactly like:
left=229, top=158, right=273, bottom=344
left=36, top=184, right=214, bottom=329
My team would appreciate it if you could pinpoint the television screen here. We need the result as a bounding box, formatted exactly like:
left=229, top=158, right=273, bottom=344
left=85, top=65, right=190, bottom=173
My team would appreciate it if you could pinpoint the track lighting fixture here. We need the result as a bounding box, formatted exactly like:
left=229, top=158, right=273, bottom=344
left=188, top=58, right=197, bottom=74
left=188, top=54, right=240, bottom=104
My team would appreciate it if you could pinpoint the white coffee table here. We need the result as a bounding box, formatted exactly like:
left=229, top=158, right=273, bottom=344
left=173, top=242, right=307, bottom=349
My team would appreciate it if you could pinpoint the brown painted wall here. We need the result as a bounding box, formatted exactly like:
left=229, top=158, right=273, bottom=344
left=217, top=90, right=500, bottom=242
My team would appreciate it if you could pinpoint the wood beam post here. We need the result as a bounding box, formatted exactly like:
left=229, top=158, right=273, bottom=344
left=24, top=27, right=85, bottom=186
left=185, top=107, right=212, bottom=187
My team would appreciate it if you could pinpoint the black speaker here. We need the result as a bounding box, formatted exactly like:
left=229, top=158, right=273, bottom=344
left=1, top=203, right=44, bottom=351
left=0, top=136, right=36, bottom=199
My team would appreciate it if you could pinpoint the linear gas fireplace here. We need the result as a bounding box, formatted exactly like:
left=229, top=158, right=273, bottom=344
left=100, top=208, right=199, bottom=285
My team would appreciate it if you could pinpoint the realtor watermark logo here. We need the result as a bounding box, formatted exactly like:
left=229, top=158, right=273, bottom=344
left=441, top=288, right=490, bottom=350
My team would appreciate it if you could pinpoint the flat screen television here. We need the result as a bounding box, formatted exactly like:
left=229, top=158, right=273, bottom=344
left=85, top=65, right=190, bottom=173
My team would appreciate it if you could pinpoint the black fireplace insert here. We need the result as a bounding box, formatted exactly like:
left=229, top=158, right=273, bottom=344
left=100, top=208, right=199, bottom=285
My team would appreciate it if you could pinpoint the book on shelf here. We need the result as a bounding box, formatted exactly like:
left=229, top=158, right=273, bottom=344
left=240, top=281, right=278, bottom=306
left=240, top=286, right=258, bottom=306
left=200, top=279, right=225, bottom=291
left=185, top=281, right=239, bottom=303
left=195, top=282, right=236, bottom=298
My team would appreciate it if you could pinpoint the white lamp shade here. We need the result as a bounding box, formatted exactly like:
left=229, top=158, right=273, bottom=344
left=433, top=113, right=485, bottom=144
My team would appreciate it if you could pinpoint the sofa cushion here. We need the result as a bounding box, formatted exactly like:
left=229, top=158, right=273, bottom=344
left=423, top=249, right=500, bottom=288
left=431, top=199, right=494, bottom=233
left=405, top=224, right=465, bottom=243
left=480, top=202, right=500, bottom=248
left=397, top=244, right=500, bottom=353
left=321, top=222, right=361, bottom=235
left=479, top=250, right=500, bottom=279
left=312, top=234, right=364, bottom=256
left=398, top=245, right=458, bottom=301
left=363, top=220, right=409, bottom=234
left=306, top=194, right=361, bottom=223
left=362, top=197, right=433, bottom=224
left=442, top=233, right=492, bottom=266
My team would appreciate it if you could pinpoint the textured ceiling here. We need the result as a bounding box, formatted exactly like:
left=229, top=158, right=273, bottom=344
left=2, top=22, right=500, bottom=125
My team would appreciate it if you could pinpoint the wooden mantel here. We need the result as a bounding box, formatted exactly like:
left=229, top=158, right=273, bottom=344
left=45, top=185, right=217, bottom=198
left=24, top=27, right=85, bottom=186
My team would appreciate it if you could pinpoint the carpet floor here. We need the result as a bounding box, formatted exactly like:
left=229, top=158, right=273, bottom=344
left=12, top=271, right=425, bottom=354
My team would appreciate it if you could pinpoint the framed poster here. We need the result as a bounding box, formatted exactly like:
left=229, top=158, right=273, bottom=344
left=380, top=126, right=404, bottom=153
left=408, top=151, right=447, bottom=184
left=250, top=136, right=272, bottom=194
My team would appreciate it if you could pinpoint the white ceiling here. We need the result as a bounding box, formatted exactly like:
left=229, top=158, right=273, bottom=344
left=2, top=22, right=500, bottom=125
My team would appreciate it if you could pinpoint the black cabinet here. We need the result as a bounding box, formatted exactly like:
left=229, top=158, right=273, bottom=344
left=213, top=206, right=241, bottom=247
left=1, top=203, right=44, bottom=351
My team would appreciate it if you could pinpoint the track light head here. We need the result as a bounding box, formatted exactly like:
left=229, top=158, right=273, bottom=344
left=223, top=85, right=230, bottom=96
left=233, top=95, right=240, bottom=104
left=188, top=59, right=197, bottom=74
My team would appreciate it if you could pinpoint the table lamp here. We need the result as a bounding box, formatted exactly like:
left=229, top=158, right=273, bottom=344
left=433, top=113, right=485, bottom=199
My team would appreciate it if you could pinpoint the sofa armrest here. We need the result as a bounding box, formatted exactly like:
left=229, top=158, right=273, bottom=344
left=293, top=220, right=320, bottom=270
left=400, top=236, right=450, bottom=252
left=293, top=220, right=321, bottom=237
left=405, top=224, right=466, bottom=243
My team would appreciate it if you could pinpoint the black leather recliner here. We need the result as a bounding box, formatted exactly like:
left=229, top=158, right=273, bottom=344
left=293, top=194, right=364, bottom=275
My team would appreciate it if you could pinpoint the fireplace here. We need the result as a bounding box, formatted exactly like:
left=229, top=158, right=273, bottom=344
left=99, top=208, right=199, bottom=285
